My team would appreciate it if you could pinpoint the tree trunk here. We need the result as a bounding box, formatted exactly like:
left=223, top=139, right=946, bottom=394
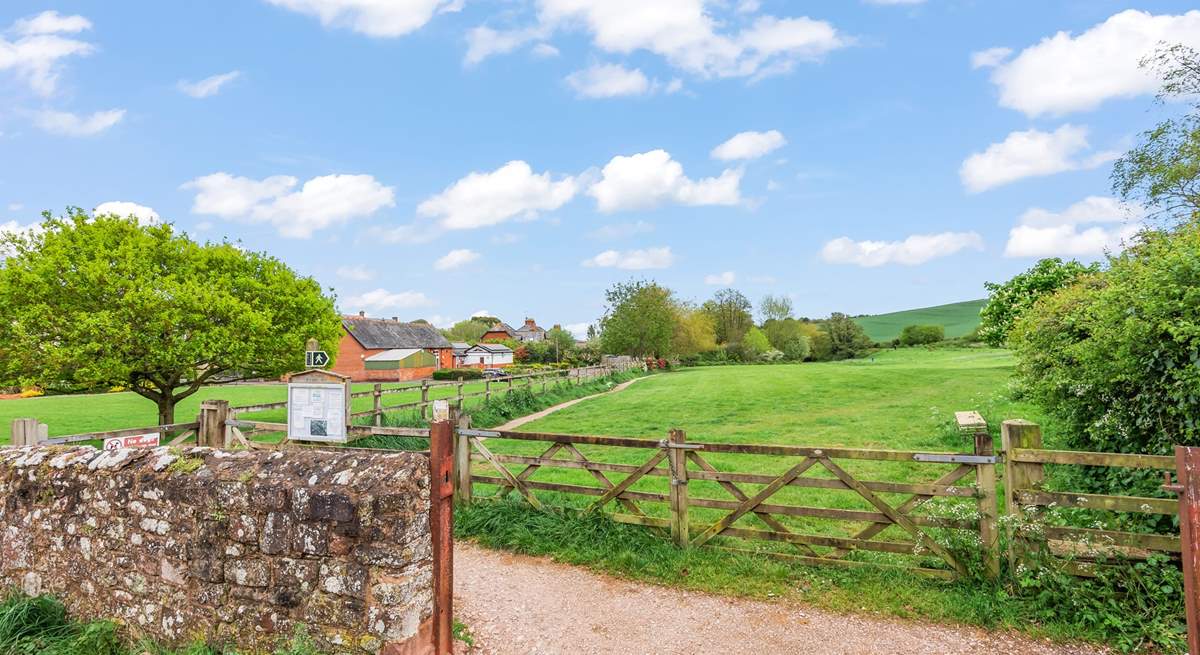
left=157, top=396, right=176, bottom=426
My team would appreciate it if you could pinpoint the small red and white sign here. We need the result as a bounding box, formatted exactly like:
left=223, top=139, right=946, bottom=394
left=103, top=433, right=160, bottom=450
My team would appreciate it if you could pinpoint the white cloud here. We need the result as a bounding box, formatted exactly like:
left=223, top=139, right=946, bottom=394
left=1004, top=196, right=1143, bottom=258
left=1, top=11, right=94, bottom=96
left=704, top=271, right=735, bottom=285
left=343, top=288, right=432, bottom=313
left=532, top=43, right=560, bottom=58
left=465, top=25, right=548, bottom=65
left=564, top=321, right=592, bottom=339
left=587, top=220, right=655, bottom=240
left=473, top=1, right=847, bottom=80
left=0, top=220, right=43, bottom=256
left=33, top=109, right=124, bottom=136
left=821, top=232, right=984, bottom=267
left=183, top=172, right=395, bottom=238
left=264, top=0, right=461, bottom=37
left=418, top=160, right=578, bottom=230
left=583, top=246, right=675, bottom=270
left=7, top=203, right=23, bottom=212
left=178, top=70, right=241, bottom=98
left=336, top=265, right=375, bottom=281
left=434, top=248, right=480, bottom=270
left=982, top=10, right=1200, bottom=117
left=589, top=149, right=741, bottom=212
left=959, top=125, right=1115, bottom=193
left=471, top=309, right=492, bottom=318
left=93, top=201, right=159, bottom=225
left=711, top=129, right=786, bottom=161
left=566, top=63, right=651, bottom=98
left=969, top=47, right=1012, bottom=69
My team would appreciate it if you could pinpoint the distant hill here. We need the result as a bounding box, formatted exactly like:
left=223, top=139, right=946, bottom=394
left=852, top=299, right=986, bottom=343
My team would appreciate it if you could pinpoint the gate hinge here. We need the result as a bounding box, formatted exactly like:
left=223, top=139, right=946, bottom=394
left=912, top=453, right=996, bottom=464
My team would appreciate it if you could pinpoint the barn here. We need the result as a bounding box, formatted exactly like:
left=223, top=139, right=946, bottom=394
left=332, top=314, right=454, bottom=381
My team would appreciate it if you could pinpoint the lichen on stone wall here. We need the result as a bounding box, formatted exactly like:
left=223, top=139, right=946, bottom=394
left=0, top=444, right=433, bottom=654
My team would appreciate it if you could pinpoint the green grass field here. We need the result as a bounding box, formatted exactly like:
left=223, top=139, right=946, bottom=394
left=853, top=299, right=986, bottom=342
left=0, top=377, right=527, bottom=443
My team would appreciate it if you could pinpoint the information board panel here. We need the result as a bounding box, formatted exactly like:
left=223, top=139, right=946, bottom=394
left=288, top=382, right=347, bottom=443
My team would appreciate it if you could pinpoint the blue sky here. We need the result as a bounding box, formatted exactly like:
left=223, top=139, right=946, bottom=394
left=2, top=1, right=1198, bottom=335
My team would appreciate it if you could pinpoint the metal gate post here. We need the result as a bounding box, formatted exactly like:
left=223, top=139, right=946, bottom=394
left=429, top=401, right=455, bottom=654
left=1173, top=446, right=1200, bottom=655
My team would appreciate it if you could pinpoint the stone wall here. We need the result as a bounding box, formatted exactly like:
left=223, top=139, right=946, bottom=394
left=0, top=445, right=434, bottom=654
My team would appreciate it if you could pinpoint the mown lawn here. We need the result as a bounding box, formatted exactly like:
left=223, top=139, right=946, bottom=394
left=0, top=376, right=552, bottom=444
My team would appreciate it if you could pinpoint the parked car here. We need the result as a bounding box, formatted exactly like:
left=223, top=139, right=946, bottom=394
left=481, top=368, right=506, bottom=378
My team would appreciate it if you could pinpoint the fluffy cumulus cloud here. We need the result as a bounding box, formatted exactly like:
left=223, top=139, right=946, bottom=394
left=183, top=172, right=395, bottom=238
left=589, top=149, right=741, bottom=212
left=1005, top=196, right=1143, bottom=258
left=418, top=160, right=578, bottom=230
left=473, top=1, right=847, bottom=80
left=263, top=0, right=462, bottom=37
left=959, top=125, right=1115, bottom=193
left=33, top=109, right=124, bottom=136
left=821, top=232, right=984, bottom=267
left=711, top=129, right=786, bottom=161
left=343, top=288, right=432, bottom=313
left=434, top=248, right=480, bottom=270
left=93, top=201, right=159, bottom=225
left=565, top=63, right=651, bottom=98
left=582, top=246, right=675, bottom=270
left=336, top=265, right=375, bottom=281
left=704, top=271, right=735, bottom=285
left=0, top=10, right=94, bottom=96
left=178, top=70, right=241, bottom=98
left=978, top=9, right=1200, bottom=117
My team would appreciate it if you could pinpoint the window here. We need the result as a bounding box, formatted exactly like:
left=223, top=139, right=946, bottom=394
left=479, top=356, right=484, bottom=364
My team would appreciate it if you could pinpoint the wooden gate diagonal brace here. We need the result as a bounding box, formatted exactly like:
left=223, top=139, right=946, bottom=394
left=587, top=450, right=667, bottom=512
left=691, top=457, right=818, bottom=548
left=497, top=442, right=564, bottom=499
left=471, top=437, right=544, bottom=510
left=562, top=443, right=649, bottom=518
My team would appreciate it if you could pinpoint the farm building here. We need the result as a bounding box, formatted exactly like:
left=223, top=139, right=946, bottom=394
left=458, top=343, right=514, bottom=368
left=480, top=322, right=516, bottom=342
left=333, top=314, right=454, bottom=381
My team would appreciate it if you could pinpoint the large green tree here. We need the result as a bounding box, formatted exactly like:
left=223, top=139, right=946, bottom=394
left=0, top=209, right=341, bottom=425
left=443, top=318, right=490, bottom=342
left=758, top=294, right=793, bottom=323
left=702, top=288, right=753, bottom=344
left=978, top=258, right=1098, bottom=347
left=599, top=280, right=676, bottom=358
left=821, top=313, right=873, bottom=360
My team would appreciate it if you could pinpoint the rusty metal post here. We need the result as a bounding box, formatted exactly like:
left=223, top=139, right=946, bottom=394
left=1173, top=446, right=1200, bottom=655
left=429, top=400, right=455, bottom=655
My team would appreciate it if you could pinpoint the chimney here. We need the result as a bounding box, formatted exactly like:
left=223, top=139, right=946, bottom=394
left=553, top=324, right=562, bottom=331
left=524, top=318, right=537, bottom=329
left=359, top=311, right=365, bottom=317
left=392, top=316, right=399, bottom=322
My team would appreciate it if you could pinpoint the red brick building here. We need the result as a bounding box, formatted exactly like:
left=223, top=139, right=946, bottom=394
left=332, top=314, right=454, bottom=382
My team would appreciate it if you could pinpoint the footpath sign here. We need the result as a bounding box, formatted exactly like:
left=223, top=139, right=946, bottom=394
left=104, top=433, right=160, bottom=450
left=305, top=350, right=330, bottom=368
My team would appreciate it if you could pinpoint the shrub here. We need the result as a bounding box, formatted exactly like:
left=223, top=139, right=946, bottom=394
left=979, top=258, right=1098, bottom=346
left=898, top=324, right=944, bottom=346
left=432, top=368, right=483, bottom=381
left=781, top=336, right=811, bottom=361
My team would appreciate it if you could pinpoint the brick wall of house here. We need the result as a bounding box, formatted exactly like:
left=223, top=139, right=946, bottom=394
left=331, top=328, right=371, bottom=380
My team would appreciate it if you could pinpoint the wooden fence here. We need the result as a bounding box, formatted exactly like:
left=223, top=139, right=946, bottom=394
left=227, top=362, right=638, bottom=425
left=454, top=415, right=1183, bottom=580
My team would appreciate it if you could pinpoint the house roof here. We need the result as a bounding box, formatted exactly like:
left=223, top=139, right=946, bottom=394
left=363, top=348, right=423, bottom=362
left=466, top=343, right=513, bottom=354
left=450, top=341, right=470, bottom=353
left=342, top=316, right=452, bottom=350
left=483, top=323, right=516, bottom=336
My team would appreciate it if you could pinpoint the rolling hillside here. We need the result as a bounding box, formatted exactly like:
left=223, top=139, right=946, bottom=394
left=853, top=299, right=986, bottom=343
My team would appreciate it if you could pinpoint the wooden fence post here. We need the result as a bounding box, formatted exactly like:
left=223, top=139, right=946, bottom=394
left=668, top=429, right=689, bottom=547
left=974, top=427, right=1000, bottom=579
left=485, top=379, right=491, bottom=402
left=507, top=376, right=513, bottom=395
left=372, top=383, right=383, bottom=427
left=198, top=400, right=229, bottom=448
left=11, top=418, right=41, bottom=446
left=420, top=380, right=430, bottom=421
left=456, top=381, right=464, bottom=410
left=1001, top=419, right=1043, bottom=571
left=455, top=414, right=473, bottom=505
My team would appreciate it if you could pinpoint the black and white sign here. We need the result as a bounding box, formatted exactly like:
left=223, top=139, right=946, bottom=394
left=305, top=350, right=330, bottom=368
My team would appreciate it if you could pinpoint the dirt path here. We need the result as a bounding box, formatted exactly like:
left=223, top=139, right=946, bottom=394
left=491, top=376, right=646, bottom=431
left=453, top=543, right=1104, bottom=655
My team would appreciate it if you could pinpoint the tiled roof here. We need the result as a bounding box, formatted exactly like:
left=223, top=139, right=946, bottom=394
left=342, top=316, right=452, bottom=350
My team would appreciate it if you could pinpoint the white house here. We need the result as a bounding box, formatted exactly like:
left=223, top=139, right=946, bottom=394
left=460, top=343, right=514, bottom=368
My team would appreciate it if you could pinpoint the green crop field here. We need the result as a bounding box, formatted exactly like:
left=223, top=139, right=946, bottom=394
left=852, top=299, right=986, bottom=342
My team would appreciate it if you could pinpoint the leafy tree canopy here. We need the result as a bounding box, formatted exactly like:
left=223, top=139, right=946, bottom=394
left=759, top=294, right=793, bottom=323
left=978, top=258, right=1098, bottom=347
left=821, top=313, right=873, bottom=360
left=443, top=318, right=490, bottom=343
left=0, top=209, right=341, bottom=424
left=701, top=288, right=753, bottom=345
left=599, top=279, right=676, bottom=358
left=898, top=324, right=944, bottom=346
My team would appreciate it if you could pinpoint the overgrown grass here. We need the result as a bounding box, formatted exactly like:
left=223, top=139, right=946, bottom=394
left=457, top=496, right=1185, bottom=653
left=0, top=594, right=320, bottom=655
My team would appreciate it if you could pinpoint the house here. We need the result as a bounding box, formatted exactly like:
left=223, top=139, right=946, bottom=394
left=460, top=343, right=514, bottom=368
left=333, top=313, right=454, bottom=381
left=513, top=318, right=546, bottom=342
left=480, top=322, right=516, bottom=343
